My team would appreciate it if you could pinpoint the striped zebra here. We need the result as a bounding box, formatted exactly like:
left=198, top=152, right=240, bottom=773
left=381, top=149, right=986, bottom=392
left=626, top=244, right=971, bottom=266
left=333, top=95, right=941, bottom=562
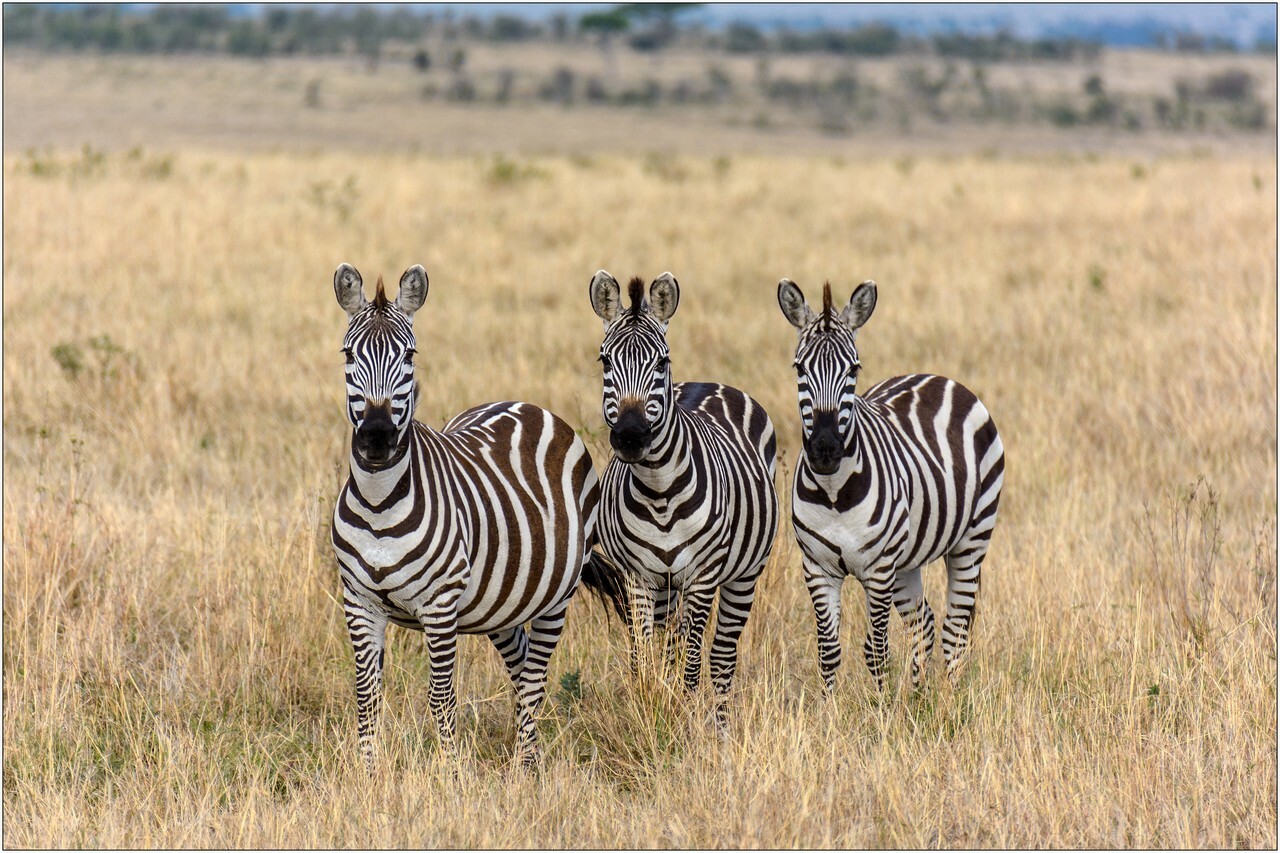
left=588, top=271, right=779, bottom=721
left=776, top=278, right=1004, bottom=690
left=330, top=262, right=626, bottom=769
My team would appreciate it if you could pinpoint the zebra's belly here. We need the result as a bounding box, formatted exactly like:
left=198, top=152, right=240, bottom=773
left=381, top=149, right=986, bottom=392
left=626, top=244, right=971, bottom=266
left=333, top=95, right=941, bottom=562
left=336, top=532, right=582, bottom=635
left=454, top=540, right=585, bottom=633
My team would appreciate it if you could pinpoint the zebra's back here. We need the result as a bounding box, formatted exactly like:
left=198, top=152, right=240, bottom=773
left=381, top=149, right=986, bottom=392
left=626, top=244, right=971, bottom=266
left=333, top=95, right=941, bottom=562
left=439, top=401, right=599, bottom=632
left=674, top=382, right=778, bottom=478
left=861, top=373, right=1003, bottom=570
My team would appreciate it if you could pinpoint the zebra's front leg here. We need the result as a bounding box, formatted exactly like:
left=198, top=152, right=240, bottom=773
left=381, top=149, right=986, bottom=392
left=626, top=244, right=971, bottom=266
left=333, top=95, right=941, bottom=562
left=892, top=566, right=936, bottom=689
left=862, top=565, right=895, bottom=690
left=804, top=566, right=844, bottom=693
left=655, top=586, right=683, bottom=674
left=512, top=598, right=570, bottom=767
left=345, top=593, right=388, bottom=774
left=679, top=586, right=716, bottom=692
left=628, top=581, right=657, bottom=678
left=418, top=607, right=460, bottom=760
left=708, top=570, right=762, bottom=728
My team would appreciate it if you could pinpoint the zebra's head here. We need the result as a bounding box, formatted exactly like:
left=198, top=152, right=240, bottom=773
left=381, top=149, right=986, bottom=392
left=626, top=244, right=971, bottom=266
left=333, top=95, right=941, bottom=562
left=777, top=278, right=878, bottom=476
left=588, top=270, right=679, bottom=464
left=333, top=263, right=428, bottom=468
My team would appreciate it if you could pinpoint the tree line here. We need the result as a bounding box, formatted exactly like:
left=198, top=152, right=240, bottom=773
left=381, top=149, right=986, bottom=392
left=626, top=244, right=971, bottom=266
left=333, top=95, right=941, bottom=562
left=4, top=4, right=1267, bottom=60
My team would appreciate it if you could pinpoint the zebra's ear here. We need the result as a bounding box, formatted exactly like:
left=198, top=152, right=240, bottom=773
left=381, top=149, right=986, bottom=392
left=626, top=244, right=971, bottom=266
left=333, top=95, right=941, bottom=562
left=841, top=280, right=877, bottom=330
left=777, top=279, right=815, bottom=329
left=649, top=272, right=679, bottom=323
left=396, top=265, right=429, bottom=316
left=589, top=270, right=622, bottom=325
left=334, top=263, right=367, bottom=316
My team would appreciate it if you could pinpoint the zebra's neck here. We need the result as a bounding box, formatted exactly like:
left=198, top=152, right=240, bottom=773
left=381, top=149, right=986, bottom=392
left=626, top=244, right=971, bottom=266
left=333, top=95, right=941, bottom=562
left=627, top=405, right=695, bottom=494
left=348, top=430, right=416, bottom=507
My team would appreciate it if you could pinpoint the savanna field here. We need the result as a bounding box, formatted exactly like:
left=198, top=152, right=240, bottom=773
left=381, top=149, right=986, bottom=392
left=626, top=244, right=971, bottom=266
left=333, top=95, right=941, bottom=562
left=3, top=60, right=1277, bottom=846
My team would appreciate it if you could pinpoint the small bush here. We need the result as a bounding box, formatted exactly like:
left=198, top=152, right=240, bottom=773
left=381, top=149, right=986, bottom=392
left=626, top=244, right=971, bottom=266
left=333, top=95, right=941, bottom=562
left=1046, top=102, right=1081, bottom=127
left=485, top=155, right=547, bottom=186
left=1204, top=68, right=1253, bottom=101
left=51, top=342, right=84, bottom=379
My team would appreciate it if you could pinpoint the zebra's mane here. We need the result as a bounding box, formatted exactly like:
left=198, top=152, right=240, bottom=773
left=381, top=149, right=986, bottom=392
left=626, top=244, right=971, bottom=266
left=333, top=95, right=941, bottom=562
left=627, top=276, right=646, bottom=316
left=821, top=282, right=834, bottom=331
left=372, top=276, right=389, bottom=311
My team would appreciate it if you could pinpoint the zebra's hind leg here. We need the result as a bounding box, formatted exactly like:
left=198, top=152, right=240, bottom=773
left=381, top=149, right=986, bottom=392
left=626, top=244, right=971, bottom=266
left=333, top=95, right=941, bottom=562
left=941, top=548, right=986, bottom=680
left=803, top=563, right=844, bottom=693
left=488, top=625, right=530, bottom=685
left=512, top=598, right=571, bottom=767
left=861, top=565, right=895, bottom=690
left=679, top=586, right=716, bottom=692
left=708, top=569, right=762, bottom=728
left=943, top=478, right=999, bottom=680
left=891, top=566, right=936, bottom=689
left=345, top=593, right=388, bottom=775
left=488, top=626, right=530, bottom=746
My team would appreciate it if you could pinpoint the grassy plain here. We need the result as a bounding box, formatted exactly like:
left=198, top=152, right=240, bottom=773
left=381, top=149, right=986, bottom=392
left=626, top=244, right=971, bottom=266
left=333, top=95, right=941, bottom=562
left=3, top=53, right=1277, bottom=848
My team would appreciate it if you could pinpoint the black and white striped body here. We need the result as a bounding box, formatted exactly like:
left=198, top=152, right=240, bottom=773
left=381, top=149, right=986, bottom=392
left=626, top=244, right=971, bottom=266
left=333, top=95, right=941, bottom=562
left=590, top=272, right=779, bottom=717
left=779, top=279, right=1004, bottom=690
left=331, top=263, right=617, bottom=768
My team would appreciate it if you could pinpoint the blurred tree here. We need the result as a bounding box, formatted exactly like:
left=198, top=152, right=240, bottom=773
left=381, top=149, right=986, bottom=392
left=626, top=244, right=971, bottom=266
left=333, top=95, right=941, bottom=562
left=580, top=9, right=629, bottom=79
left=725, top=22, right=766, bottom=53
left=227, top=20, right=271, bottom=57
left=619, top=3, right=701, bottom=52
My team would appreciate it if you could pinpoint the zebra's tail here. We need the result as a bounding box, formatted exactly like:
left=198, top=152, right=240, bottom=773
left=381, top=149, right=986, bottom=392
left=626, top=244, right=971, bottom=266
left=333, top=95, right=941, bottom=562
left=579, top=549, right=631, bottom=627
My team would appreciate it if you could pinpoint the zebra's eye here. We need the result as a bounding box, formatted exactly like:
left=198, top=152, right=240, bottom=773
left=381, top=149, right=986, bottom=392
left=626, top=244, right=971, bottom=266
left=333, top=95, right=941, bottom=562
left=599, top=354, right=612, bottom=370
left=342, top=348, right=355, bottom=366
left=655, top=356, right=669, bottom=371
left=404, top=349, right=416, bottom=364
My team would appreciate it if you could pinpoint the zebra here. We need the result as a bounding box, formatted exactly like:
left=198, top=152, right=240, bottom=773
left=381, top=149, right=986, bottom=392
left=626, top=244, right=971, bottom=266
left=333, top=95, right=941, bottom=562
left=330, top=262, right=627, bottom=769
left=776, top=278, right=1004, bottom=691
left=588, top=271, right=779, bottom=722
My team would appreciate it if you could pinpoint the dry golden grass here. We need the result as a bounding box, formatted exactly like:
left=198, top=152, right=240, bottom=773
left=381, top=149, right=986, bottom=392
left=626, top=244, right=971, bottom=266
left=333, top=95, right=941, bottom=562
left=3, top=145, right=1275, bottom=846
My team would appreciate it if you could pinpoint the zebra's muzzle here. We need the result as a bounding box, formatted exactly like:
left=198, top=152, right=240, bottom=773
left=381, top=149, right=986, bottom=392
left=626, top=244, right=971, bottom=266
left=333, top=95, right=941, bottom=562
left=354, top=402, right=402, bottom=466
left=806, top=413, right=843, bottom=475
left=610, top=408, right=652, bottom=463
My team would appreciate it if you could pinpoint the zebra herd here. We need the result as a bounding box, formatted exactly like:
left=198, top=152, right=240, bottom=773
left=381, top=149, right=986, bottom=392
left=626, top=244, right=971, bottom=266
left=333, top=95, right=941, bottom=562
left=329, top=263, right=1005, bottom=769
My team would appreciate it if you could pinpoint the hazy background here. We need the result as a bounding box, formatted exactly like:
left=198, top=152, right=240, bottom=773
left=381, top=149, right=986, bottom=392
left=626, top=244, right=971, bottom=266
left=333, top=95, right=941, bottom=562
left=4, top=2, right=1276, bottom=156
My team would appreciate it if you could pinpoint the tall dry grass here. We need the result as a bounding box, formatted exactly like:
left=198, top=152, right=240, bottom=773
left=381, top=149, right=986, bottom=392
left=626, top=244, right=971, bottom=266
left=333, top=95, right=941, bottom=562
left=3, top=148, right=1275, bottom=846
